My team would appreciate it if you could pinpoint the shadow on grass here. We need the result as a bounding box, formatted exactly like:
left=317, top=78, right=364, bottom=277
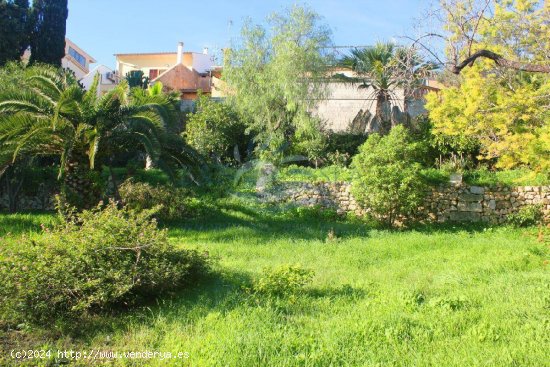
left=1, top=269, right=253, bottom=352
left=164, top=203, right=373, bottom=243
left=164, top=200, right=497, bottom=243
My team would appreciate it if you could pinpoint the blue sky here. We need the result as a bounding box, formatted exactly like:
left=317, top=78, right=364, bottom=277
left=66, top=0, right=428, bottom=68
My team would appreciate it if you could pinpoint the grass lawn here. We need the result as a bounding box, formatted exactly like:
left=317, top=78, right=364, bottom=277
left=1, top=201, right=549, bottom=366
left=268, top=165, right=549, bottom=187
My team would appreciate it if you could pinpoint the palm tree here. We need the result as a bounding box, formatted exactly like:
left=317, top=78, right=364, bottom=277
left=0, top=65, right=198, bottom=208
left=336, top=42, right=432, bottom=134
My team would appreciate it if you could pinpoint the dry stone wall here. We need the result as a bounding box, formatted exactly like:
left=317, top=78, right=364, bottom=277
left=261, top=182, right=550, bottom=223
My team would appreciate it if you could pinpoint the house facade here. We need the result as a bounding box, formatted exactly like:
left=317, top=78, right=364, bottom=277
left=114, top=42, right=216, bottom=100
left=62, top=38, right=96, bottom=80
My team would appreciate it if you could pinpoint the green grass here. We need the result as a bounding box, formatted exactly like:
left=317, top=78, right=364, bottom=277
left=269, top=165, right=549, bottom=187
left=1, top=202, right=549, bottom=366
left=0, top=211, right=58, bottom=237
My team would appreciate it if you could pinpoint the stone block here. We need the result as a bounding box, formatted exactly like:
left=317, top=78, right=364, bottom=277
left=450, top=211, right=481, bottom=222
left=459, top=193, right=483, bottom=202
left=470, top=186, right=485, bottom=194
left=457, top=202, right=483, bottom=212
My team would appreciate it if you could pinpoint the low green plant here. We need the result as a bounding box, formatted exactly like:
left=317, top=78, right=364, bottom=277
left=507, top=205, right=543, bottom=227
left=118, top=179, right=197, bottom=221
left=285, top=205, right=339, bottom=221
left=0, top=202, right=209, bottom=324
left=254, top=264, right=315, bottom=297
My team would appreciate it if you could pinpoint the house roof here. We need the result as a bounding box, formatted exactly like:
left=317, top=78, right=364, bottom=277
left=114, top=51, right=207, bottom=57
left=152, top=63, right=211, bottom=93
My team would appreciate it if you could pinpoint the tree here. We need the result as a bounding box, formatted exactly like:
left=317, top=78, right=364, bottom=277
left=410, top=0, right=549, bottom=75
left=0, top=65, right=197, bottom=208
left=185, top=94, right=248, bottom=164
left=222, top=4, right=333, bottom=161
left=424, top=1, right=550, bottom=173
left=351, top=125, right=427, bottom=227
left=426, top=64, right=550, bottom=172
left=0, top=0, right=30, bottom=65
left=125, top=70, right=150, bottom=89
left=29, top=0, right=68, bottom=66
left=335, top=43, right=433, bottom=134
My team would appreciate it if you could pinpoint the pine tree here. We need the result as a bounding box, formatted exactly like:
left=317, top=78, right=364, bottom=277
left=29, top=0, right=68, bottom=66
left=0, top=0, right=30, bottom=65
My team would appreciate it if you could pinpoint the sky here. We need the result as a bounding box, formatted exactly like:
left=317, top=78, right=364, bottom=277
left=66, top=0, right=429, bottom=68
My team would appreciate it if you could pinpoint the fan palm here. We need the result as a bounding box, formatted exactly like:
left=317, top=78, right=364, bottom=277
left=0, top=65, right=198, bottom=208
left=336, top=42, right=433, bottom=134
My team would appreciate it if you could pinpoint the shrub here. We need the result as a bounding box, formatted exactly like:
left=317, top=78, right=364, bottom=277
left=325, top=132, right=369, bottom=163
left=326, top=150, right=352, bottom=167
left=254, top=264, right=314, bottom=297
left=351, top=126, right=427, bottom=226
left=0, top=202, right=209, bottom=324
left=185, top=95, right=249, bottom=164
left=119, top=179, right=199, bottom=221
left=507, top=205, right=543, bottom=227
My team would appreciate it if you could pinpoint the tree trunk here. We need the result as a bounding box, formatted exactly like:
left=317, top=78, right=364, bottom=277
left=108, top=158, right=122, bottom=204
left=3, top=165, right=24, bottom=213
left=375, top=92, right=392, bottom=135
left=62, top=150, right=97, bottom=210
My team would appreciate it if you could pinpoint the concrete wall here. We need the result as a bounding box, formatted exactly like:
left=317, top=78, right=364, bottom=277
left=311, top=83, right=407, bottom=132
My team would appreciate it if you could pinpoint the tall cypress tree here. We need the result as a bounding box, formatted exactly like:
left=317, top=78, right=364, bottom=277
left=0, top=0, right=30, bottom=65
left=29, top=0, right=68, bottom=66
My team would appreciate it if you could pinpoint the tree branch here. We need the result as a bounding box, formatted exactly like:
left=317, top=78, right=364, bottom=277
left=451, top=50, right=550, bottom=74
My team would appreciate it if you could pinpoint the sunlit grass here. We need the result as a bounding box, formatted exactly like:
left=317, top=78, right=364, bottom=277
left=0, top=203, right=548, bottom=366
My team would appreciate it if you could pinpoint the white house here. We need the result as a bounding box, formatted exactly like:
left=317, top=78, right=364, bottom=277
left=62, top=38, right=96, bottom=80
left=80, top=64, right=117, bottom=95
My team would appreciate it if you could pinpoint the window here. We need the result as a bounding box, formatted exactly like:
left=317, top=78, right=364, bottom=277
left=68, top=46, right=86, bottom=68
left=149, top=69, right=159, bottom=80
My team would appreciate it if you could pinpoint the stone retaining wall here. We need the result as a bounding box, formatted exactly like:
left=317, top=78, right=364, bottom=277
left=0, top=193, right=55, bottom=211
left=261, top=182, right=550, bottom=223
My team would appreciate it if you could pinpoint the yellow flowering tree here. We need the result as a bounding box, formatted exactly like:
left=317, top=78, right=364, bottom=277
left=426, top=0, right=550, bottom=173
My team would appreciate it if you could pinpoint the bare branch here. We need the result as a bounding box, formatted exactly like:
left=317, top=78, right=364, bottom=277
left=451, top=50, right=550, bottom=74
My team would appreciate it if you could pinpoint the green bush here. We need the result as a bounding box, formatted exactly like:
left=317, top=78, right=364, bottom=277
left=351, top=126, right=427, bottom=226
left=0, top=202, right=209, bottom=324
left=185, top=95, right=249, bottom=164
left=326, top=150, right=352, bottom=167
left=254, top=264, right=314, bottom=297
left=507, top=205, right=543, bottom=227
left=324, top=132, right=369, bottom=165
left=119, top=179, right=202, bottom=221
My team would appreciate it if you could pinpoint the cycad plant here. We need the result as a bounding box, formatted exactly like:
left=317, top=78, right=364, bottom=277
left=0, top=64, right=198, bottom=209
